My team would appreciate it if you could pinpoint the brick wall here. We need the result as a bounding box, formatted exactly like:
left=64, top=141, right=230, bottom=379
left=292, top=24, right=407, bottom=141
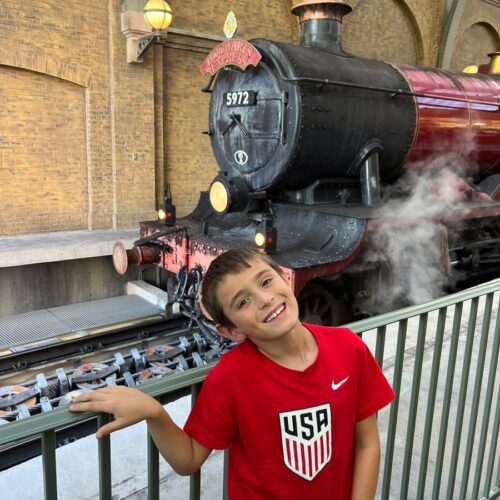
left=0, top=0, right=157, bottom=236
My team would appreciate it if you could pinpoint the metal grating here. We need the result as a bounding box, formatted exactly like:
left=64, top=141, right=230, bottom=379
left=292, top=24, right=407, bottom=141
left=48, top=296, right=161, bottom=331
left=0, top=310, right=70, bottom=348
left=0, top=296, right=163, bottom=349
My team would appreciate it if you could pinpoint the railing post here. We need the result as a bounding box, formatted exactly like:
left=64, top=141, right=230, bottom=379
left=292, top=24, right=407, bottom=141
left=375, top=325, right=386, bottom=367
left=481, top=307, right=500, bottom=499
left=431, top=301, right=463, bottom=499
left=190, top=383, right=202, bottom=500
left=42, top=430, right=58, bottom=500
left=98, top=414, right=112, bottom=500
left=148, top=433, right=160, bottom=500
left=459, top=293, right=493, bottom=499
left=223, top=449, right=229, bottom=500
left=446, top=297, right=479, bottom=500
left=416, top=307, right=447, bottom=497
left=400, top=313, right=428, bottom=500
left=381, top=319, right=407, bottom=500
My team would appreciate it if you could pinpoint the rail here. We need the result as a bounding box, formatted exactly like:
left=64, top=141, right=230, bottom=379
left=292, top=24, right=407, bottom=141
left=0, top=280, right=499, bottom=499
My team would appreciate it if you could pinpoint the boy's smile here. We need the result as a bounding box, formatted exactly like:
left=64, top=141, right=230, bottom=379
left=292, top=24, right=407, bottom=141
left=215, top=259, right=302, bottom=343
left=264, top=303, right=286, bottom=322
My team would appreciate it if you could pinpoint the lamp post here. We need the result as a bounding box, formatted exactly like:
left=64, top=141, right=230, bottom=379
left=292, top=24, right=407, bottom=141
left=121, top=0, right=173, bottom=63
left=137, top=0, right=173, bottom=59
left=137, top=0, right=173, bottom=60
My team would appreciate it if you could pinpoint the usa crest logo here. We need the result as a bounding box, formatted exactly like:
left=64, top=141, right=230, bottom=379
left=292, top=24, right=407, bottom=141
left=279, top=404, right=332, bottom=481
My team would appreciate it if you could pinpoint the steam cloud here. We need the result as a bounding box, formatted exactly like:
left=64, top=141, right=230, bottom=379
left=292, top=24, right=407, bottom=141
left=354, top=151, right=482, bottom=315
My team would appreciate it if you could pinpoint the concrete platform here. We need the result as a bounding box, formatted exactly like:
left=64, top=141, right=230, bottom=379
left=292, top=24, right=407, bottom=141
left=0, top=229, right=137, bottom=268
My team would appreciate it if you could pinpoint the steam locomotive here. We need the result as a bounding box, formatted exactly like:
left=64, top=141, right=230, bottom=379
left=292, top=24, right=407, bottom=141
left=115, top=0, right=500, bottom=324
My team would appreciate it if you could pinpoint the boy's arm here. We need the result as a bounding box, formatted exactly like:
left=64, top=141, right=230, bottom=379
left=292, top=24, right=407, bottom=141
left=70, top=386, right=212, bottom=476
left=351, top=414, right=381, bottom=500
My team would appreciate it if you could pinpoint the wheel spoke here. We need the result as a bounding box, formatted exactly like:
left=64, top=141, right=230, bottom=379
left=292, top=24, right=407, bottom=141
left=312, top=296, right=320, bottom=313
left=299, top=283, right=352, bottom=326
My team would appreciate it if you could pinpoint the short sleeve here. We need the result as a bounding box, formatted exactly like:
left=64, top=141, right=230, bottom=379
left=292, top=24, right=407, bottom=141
left=355, top=339, right=395, bottom=421
left=183, top=363, right=237, bottom=450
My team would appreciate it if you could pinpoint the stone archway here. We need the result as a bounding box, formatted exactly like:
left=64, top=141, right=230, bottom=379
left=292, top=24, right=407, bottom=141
left=342, top=0, right=424, bottom=65
left=450, top=21, right=500, bottom=71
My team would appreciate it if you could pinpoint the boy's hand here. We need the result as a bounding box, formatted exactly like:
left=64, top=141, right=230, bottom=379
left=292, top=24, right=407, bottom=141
left=69, top=386, right=163, bottom=439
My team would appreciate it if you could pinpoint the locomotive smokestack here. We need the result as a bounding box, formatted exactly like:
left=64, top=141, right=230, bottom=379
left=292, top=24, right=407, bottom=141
left=291, top=0, right=352, bottom=55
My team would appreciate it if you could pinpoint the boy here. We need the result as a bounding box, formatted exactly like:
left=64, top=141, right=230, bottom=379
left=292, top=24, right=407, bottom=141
left=71, top=248, right=394, bottom=499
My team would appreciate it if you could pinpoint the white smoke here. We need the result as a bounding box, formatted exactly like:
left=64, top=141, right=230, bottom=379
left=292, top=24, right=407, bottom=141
left=353, top=152, right=483, bottom=315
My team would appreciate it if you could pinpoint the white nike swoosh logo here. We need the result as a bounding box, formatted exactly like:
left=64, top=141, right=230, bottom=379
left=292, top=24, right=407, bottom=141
left=331, top=376, right=349, bottom=391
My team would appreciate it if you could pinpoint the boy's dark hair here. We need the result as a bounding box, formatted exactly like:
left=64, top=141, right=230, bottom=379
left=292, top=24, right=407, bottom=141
left=201, top=248, right=282, bottom=327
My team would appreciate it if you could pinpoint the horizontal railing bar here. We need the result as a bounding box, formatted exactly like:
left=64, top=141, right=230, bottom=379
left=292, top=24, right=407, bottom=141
left=345, top=280, right=500, bottom=333
left=0, top=364, right=213, bottom=446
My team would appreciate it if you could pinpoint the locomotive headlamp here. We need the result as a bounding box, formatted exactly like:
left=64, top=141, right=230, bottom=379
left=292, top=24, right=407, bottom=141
left=209, top=181, right=229, bottom=213
left=209, top=176, right=249, bottom=213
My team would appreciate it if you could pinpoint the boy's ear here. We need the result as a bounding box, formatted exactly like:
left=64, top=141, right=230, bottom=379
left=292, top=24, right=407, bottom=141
left=216, top=324, right=247, bottom=343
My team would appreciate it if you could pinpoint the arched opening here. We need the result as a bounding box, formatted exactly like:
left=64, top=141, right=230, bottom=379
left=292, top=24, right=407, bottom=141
left=450, top=22, right=500, bottom=71
left=342, top=0, right=424, bottom=65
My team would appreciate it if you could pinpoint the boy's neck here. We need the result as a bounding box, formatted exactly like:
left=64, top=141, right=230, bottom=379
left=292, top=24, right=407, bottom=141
left=254, top=323, right=318, bottom=372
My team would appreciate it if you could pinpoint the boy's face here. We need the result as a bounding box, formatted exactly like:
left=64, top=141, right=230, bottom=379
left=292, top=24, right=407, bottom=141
left=215, top=259, right=300, bottom=343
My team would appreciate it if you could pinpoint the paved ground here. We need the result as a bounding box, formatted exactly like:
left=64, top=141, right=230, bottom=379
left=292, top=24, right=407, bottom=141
left=0, top=291, right=498, bottom=499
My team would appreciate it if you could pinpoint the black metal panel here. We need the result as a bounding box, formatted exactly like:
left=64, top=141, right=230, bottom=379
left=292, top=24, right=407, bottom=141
left=188, top=202, right=366, bottom=270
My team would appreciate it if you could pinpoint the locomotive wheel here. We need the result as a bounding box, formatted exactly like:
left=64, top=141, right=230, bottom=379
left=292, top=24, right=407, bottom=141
left=298, top=283, right=352, bottom=327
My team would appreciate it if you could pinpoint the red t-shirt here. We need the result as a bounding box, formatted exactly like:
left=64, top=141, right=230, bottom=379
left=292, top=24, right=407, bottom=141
left=184, top=325, right=395, bottom=499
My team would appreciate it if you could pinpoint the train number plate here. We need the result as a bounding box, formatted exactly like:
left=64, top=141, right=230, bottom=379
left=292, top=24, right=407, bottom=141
left=224, top=91, right=257, bottom=107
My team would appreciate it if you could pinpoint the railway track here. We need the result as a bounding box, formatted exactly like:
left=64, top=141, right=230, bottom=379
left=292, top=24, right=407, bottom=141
left=0, top=314, right=231, bottom=470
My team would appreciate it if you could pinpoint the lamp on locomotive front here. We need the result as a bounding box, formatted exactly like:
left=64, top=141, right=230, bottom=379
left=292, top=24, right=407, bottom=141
left=209, top=176, right=249, bottom=214
left=158, top=185, right=176, bottom=225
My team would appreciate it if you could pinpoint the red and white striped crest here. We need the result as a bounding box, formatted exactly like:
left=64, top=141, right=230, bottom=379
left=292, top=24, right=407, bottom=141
left=279, top=404, right=332, bottom=481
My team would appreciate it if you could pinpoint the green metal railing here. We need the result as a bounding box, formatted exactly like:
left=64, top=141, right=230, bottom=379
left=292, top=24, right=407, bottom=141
left=0, top=280, right=499, bottom=499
